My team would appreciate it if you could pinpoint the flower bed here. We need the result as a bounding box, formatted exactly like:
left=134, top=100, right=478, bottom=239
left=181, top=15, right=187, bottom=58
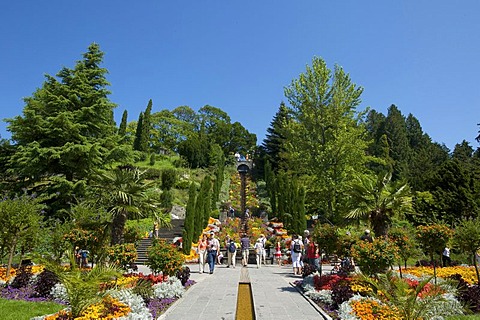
left=299, top=269, right=471, bottom=319
left=1, top=265, right=195, bottom=319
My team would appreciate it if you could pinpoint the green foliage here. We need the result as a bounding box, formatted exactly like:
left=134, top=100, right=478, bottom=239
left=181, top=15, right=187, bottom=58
left=149, top=153, right=156, bottom=166
left=416, top=223, right=453, bottom=283
left=118, top=110, right=128, bottom=137
left=40, top=251, right=123, bottom=318
left=91, top=166, right=162, bottom=245
left=313, top=223, right=340, bottom=257
left=351, top=238, right=398, bottom=276
left=147, top=238, right=185, bottom=276
left=360, top=271, right=463, bottom=320
left=388, top=226, right=418, bottom=274
left=0, top=194, right=45, bottom=277
left=262, top=102, right=289, bottom=171
left=106, top=243, right=137, bottom=270
left=161, top=168, right=177, bottom=190
left=283, top=56, right=369, bottom=223
left=6, top=43, right=121, bottom=214
left=346, top=172, right=412, bottom=237
left=454, top=218, right=480, bottom=284
left=183, top=182, right=196, bottom=254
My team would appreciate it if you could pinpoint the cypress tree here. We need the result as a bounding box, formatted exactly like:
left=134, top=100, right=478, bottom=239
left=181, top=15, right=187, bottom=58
left=118, top=110, right=128, bottom=137
left=183, top=182, right=197, bottom=254
left=194, top=185, right=204, bottom=239
left=140, top=99, right=152, bottom=152
left=133, top=112, right=144, bottom=151
left=202, top=176, right=212, bottom=229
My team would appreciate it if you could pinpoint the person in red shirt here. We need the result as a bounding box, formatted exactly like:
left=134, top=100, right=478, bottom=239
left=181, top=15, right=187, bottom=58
left=306, top=235, right=320, bottom=271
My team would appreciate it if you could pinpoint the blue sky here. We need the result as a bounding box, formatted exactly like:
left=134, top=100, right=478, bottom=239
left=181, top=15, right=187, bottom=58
left=1, top=1, right=479, bottom=151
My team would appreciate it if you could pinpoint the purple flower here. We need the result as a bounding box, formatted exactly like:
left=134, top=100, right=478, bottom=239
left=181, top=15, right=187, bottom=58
left=147, top=297, right=177, bottom=318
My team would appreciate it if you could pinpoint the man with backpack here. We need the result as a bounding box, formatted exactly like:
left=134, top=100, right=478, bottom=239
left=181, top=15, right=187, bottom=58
left=290, top=234, right=304, bottom=275
left=225, top=235, right=237, bottom=268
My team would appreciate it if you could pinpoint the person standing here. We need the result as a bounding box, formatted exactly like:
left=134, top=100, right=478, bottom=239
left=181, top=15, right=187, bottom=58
left=226, top=235, right=237, bottom=268
left=254, top=238, right=264, bottom=268
left=240, top=233, right=250, bottom=267
left=290, top=235, right=303, bottom=275
left=306, top=236, right=320, bottom=271
left=153, top=221, right=159, bottom=238
left=442, top=247, right=451, bottom=267
left=198, top=234, right=208, bottom=274
left=207, top=233, right=220, bottom=274
left=259, top=234, right=267, bottom=265
left=274, top=241, right=282, bottom=266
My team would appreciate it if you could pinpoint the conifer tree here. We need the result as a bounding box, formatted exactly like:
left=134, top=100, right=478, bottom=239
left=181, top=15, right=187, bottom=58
left=183, top=182, right=197, bottom=254
left=193, top=188, right=204, bottom=240
left=140, top=99, right=153, bottom=152
left=262, top=102, right=290, bottom=171
left=118, top=110, right=128, bottom=137
left=6, top=43, right=122, bottom=215
left=133, top=112, right=144, bottom=151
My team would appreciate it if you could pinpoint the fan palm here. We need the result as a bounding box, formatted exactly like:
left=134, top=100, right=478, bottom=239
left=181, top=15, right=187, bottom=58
left=346, top=173, right=412, bottom=237
left=95, top=166, right=170, bottom=245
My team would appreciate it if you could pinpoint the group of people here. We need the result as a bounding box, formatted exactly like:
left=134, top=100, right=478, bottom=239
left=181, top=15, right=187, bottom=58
left=290, top=230, right=320, bottom=275
left=197, top=232, right=286, bottom=273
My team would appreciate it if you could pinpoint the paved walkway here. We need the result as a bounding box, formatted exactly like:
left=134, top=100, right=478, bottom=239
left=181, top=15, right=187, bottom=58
left=150, top=262, right=333, bottom=320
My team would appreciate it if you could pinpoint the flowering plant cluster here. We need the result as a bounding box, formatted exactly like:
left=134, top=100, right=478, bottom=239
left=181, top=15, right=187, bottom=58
left=228, top=172, right=259, bottom=211
left=351, top=238, right=398, bottom=276
left=402, top=266, right=478, bottom=285
left=106, top=243, right=138, bottom=271
left=416, top=224, right=453, bottom=259
left=300, top=269, right=466, bottom=319
left=147, top=238, right=185, bottom=276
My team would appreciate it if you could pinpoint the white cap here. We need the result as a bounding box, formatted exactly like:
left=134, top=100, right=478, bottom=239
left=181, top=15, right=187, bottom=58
left=365, top=229, right=370, bottom=234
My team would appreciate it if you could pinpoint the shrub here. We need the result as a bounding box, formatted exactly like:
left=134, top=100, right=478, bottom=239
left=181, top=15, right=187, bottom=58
left=351, top=238, right=398, bottom=276
left=146, top=239, right=185, bottom=276
left=451, top=273, right=480, bottom=313
left=106, top=243, right=138, bottom=271
left=302, top=264, right=317, bottom=278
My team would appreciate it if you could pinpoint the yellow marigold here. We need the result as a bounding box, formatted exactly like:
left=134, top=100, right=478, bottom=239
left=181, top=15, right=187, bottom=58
left=350, top=298, right=400, bottom=320
left=403, top=266, right=477, bottom=284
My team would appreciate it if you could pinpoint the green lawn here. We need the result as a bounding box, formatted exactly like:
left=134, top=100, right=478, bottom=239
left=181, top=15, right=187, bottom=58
left=0, top=298, right=64, bottom=320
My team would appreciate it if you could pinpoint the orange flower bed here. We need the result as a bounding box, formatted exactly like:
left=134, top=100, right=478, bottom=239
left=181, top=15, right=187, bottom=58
left=350, top=298, right=400, bottom=320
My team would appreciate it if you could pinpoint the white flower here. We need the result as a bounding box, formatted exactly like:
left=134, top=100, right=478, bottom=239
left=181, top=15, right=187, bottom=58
left=152, top=276, right=185, bottom=299
left=111, top=289, right=153, bottom=320
left=50, top=283, right=68, bottom=302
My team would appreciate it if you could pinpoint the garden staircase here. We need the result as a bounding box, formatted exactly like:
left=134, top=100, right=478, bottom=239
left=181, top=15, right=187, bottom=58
left=135, top=219, right=185, bottom=265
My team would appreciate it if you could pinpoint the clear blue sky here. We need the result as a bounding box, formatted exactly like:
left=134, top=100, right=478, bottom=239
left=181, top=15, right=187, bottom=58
left=1, top=1, right=479, bottom=150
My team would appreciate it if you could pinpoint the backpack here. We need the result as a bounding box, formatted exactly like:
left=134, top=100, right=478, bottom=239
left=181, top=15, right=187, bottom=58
left=293, top=240, right=302, bottom=253
left=228, top=242, right=236, bottom=253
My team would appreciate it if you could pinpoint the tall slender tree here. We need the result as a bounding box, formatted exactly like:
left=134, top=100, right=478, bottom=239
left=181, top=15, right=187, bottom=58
left=183, top=182, right=197, bottom=254
left=283, top=57, right=369, bottom=223
left=118, top=110, right=128, bottom=137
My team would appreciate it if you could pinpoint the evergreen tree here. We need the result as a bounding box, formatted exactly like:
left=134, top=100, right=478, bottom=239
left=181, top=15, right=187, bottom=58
left=118, top=110, right=128, bottom=137
left=193, top=186, right=204, bottom=240
left=6, top=43, right=122, bottom=216
left=384, top=105, right=410, bottom=180
left=262, top=102, right=290, bottom=171
left=140, top=99, right=153, bottom=152
left=133, top=112, right=144, bottom=151
left=183, top=182, right=197, bottom=254
left=264, top=161, right=277, bottom=216
left=202, top=176, right=212, bottom=229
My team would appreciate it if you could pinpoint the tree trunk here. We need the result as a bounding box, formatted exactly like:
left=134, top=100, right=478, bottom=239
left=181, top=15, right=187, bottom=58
left=6, top=236, right=18, bottom=281
left=111, top=211, right=127, bottom=245
left=473, top=250, right=480, bottom=285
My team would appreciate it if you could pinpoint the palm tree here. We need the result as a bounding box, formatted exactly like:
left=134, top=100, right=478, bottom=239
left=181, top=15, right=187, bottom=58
left=95, top=166, right=170, bottom=245
left=346, top=173, right=412, bottom=237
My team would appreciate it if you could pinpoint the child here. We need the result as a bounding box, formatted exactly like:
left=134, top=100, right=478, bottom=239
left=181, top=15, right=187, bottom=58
left=274, top=241, right=282, bottom=266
